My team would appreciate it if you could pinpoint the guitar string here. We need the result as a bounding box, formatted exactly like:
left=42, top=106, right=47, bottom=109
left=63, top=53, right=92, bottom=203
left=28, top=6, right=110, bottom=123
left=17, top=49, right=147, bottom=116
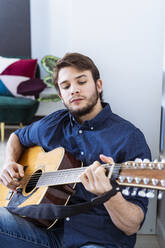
left=19, top=166, right=160, bottom=187
left=20, top=173, right=120, bottom=187
left=20, top=163, right=160, bottom=181
left=20, top=171, right=159, bottom=188
left=19, top=164, right=161, bottom=181
left=19, top=160, right=163, bottom=186
left=20, top=167, right=121, bottom=186
left=20, top=166, right=141, bottom=182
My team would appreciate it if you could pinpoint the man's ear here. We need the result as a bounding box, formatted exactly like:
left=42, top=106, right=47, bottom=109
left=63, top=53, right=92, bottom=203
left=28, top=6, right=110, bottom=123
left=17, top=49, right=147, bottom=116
left=58, top=92, right=62, bottom=99
left=58, top=92, right=64, bottom=102
left=96, top=79, right=103, bottom=93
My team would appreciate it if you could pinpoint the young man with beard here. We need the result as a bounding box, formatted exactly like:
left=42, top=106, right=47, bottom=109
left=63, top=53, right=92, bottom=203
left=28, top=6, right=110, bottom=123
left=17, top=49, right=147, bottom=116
left=0, top=53, right=151, bottom=248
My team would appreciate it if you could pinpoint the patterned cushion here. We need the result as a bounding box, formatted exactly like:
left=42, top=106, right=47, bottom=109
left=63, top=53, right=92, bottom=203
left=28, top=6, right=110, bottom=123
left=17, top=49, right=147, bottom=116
left=0, top=56, right=38, bottom=98
left=0, top=56, right=37, bottom=78
left=0, top=75, right=32, bottom=98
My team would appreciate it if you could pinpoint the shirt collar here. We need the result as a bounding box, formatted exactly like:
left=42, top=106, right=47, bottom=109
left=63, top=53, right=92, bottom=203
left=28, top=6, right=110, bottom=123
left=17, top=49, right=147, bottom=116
left=69, top=103, right=112, bottom=128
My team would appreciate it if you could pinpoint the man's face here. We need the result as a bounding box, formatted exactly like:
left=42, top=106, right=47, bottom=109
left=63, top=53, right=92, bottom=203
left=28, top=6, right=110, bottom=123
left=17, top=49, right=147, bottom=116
left=58, top=66, right=102, bottom=118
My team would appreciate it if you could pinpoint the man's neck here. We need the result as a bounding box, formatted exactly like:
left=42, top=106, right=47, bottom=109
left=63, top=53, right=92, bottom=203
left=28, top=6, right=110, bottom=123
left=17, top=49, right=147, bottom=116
left=76, top=101, right=103, bottom=124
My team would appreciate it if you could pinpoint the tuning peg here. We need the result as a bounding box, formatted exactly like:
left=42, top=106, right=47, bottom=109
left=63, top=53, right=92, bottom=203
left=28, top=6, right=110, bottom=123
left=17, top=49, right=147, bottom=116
left=149, top=163, right=155, bottom=169
left=133, top=158, right=142, bottom=168
left=122, top=187, right=130, bottom=196
left=158, top=191, right=164, bottom=200
left=141, top=159, right=150, bottom=169
left=134, top=158, right=142, bottom=162
left=146, top=190, right=155, bottom=199
left=143, top=178, right=150, bottom=185
left=131, top=187, right=138, bottom=196
left=141, top=163, right=147, bottom=169
left=160, top=180, right=165, bottom=187
left=153, top=159, right=158, bottom=162
left=135, top=177, right=141, bottom=184
left=125, top=162, right=131, bottom=168
left=127, top=177, right=133, bottom=183
left=152, top=178, right=159, bottom=186
left=143, top=159, right=150, bottom=162
left=132, top=163, right=139, bottom=169
left=119, top=176, right=125, bottom=183
left=158, top=163, right=164, bottom=170
left=138, top=189, right=146, bottom=197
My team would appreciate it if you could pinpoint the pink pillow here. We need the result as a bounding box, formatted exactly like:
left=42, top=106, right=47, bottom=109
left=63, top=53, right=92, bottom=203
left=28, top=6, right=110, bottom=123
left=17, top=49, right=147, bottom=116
left=0, top=59, right=37, bottom=78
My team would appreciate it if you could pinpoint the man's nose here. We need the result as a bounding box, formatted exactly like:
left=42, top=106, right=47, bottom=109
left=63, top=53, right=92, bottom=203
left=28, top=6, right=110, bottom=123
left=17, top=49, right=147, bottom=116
left=70, top=85, right=80, bottom=94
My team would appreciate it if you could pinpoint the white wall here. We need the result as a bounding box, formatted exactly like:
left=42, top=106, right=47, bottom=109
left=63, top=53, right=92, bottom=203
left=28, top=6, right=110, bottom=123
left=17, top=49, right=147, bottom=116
left=30, top=0, right=164, bottom=159
left=30, top=0, right=51, bottom=61
left=30, top=0, right=72, bottom=60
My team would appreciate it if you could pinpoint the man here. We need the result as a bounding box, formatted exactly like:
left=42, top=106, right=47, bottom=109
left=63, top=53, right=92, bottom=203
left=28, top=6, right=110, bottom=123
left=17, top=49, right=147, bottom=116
left=0, top=52, right=151, bottom=248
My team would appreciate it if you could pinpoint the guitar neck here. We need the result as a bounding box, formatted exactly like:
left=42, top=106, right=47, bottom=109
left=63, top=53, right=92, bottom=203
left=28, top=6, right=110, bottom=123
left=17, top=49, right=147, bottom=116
left=35, top=160, right=165, bottom=192
left=36, top=164, right=121, bottom=187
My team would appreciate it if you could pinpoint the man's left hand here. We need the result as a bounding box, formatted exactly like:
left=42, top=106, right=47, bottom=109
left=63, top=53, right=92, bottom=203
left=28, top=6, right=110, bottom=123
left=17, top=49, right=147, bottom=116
left=80, top=154, right=114, bottom=195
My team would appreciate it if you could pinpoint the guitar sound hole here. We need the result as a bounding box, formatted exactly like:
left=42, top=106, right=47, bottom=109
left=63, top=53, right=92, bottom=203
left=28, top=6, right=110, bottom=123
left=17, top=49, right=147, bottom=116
left=25, top=170, right=42, bottom=193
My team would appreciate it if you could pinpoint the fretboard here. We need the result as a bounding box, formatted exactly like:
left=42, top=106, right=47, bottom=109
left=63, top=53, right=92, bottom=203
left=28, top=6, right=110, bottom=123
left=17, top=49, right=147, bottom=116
left=36, top=164, right=121, bottom=187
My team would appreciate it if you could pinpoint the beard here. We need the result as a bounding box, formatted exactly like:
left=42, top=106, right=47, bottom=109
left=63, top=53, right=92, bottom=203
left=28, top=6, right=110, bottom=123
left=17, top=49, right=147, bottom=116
left=63, top=87, right=100, bottom=118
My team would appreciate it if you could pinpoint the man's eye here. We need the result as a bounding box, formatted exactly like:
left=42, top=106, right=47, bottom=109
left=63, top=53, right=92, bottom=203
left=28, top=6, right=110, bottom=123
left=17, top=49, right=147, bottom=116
left=62, top=85, right=70, bottom=89
left=79, top=81, right=86, bottom=84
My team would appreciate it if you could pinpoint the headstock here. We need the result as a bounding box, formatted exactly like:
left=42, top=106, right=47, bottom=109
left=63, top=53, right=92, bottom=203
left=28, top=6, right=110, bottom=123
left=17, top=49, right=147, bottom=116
left=113, top=159, right=165, bottom=199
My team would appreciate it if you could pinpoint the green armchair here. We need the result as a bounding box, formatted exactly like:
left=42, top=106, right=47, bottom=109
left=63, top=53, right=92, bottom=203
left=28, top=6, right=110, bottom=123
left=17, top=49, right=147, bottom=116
left=0, top=57, right=43, bottom=142
left=0, top=96, right=39, bottom=142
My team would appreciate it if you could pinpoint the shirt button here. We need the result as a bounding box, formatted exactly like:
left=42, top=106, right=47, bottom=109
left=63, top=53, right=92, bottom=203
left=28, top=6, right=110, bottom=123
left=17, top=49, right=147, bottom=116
left=90, top=126, right=94, bottom=130
left=81, top=151, right=84, bottom=155
left=79, top=130, right=83, bottom=134
left=66, top=217, right=70, bottom=221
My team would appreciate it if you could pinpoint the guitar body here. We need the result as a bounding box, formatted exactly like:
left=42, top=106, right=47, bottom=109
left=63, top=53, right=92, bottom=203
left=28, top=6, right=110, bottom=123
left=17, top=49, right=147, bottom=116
left=0, top=146, right=82, bottom=228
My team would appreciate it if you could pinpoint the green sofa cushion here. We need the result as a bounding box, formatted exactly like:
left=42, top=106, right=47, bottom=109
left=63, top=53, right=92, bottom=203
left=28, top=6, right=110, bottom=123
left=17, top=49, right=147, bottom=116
left=0, top=96, right=39, bottom=123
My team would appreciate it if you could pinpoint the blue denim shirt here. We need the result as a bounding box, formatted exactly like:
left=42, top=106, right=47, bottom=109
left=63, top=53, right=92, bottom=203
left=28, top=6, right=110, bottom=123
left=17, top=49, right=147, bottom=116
left=15, top=103, right=151, bottom=248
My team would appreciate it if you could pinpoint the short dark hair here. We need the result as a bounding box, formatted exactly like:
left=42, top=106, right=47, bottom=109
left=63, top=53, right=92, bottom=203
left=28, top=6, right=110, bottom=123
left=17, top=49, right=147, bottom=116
left=53, top=53, right=102, bottom=100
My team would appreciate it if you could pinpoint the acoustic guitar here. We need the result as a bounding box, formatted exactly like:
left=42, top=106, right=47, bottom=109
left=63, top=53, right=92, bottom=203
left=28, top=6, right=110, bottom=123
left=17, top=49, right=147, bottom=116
left=0, top=146, right=165, bottom=229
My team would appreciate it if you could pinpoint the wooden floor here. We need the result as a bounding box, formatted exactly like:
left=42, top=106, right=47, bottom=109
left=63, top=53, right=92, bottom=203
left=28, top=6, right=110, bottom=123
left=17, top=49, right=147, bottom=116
left=0, top=127, right=161, bottom=248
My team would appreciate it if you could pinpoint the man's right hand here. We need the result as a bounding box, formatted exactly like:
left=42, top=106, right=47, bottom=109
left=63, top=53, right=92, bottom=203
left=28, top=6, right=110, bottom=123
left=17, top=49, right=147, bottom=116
left=0, top=162, right=24, bottom=192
